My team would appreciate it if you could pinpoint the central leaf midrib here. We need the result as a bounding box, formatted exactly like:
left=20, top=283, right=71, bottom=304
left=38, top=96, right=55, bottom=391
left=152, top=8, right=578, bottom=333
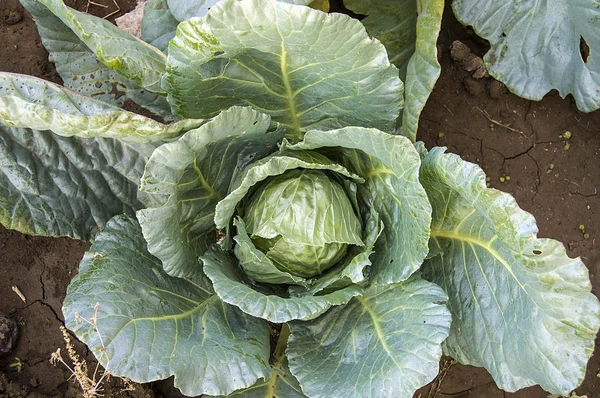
left=430, top=228, right=525, bottom=289
left=357, top=296, right=402, bottom=370
left=105, top=294, right=219, bottom=346
left=192, top=158, right=223, bottom=201
left=430, top=228, right=542, bottom=312
left=280, top=43, right=301, bottom=139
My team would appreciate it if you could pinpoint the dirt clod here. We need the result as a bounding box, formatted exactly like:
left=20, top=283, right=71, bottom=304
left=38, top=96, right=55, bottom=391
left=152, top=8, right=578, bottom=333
left=488, top=79, right=506, bottom=99
left=1, top=8, right=23, bottom=25
left=463, top=76, right=483, bottom=96
left=0, top=314, right=18, bottom=357
left=450, top=40, right=489, bottom=79
left=450, top=40, right=471, bottom=61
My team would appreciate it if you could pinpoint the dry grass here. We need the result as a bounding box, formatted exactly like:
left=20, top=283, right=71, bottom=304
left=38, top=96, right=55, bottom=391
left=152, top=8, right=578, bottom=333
left=50, top=303, right=133, bottom=397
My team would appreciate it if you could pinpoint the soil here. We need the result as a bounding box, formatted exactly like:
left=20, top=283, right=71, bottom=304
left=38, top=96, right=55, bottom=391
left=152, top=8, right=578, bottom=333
left=0, top=1, right=599, bottom=397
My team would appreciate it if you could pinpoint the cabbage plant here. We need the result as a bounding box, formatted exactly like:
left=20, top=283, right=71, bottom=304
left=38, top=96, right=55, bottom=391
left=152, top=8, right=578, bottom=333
left=0, top=0, right=598, bottom=397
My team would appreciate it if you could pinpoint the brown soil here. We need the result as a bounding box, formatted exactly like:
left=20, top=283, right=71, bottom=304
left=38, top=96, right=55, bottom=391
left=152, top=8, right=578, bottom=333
left=0, top=1, right=599, bottom=397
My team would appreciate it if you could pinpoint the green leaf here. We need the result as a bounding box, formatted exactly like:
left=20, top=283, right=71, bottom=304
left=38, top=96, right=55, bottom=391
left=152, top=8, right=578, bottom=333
left=141, top=0, right=179, bottom=53
left=278, top=0, right=313, bottom=4
left=343, top=0, right=444, bottom=142
left=342, top=0, right=415, bottom=77
left=244, top=169, right=363, bottom=247
left=287, top=277, right=451, bottom=398
left=0, top=73, right=202, bottom=143
left=0, top=125, right=155, bottom=239
left=215, top=149, right=363, bottom=229
left=233, top=218, right=310, bottom=286
left=166, top=0, right=220, bottom=21
left=63, top=215, right=271, bottom=396
left=36, top=0, right=167, bottom=95
left=141, top=0, right=221, bottom=54
left=164, top=0, right=402, bottom=137
left=137, top=107, right=283, bottom=278
left=210, top=326, right=307, bottom=398
left=290, top=127, right=432, bottom=286
left=20, top=0, right=173, bottom=118
left=289, top=204, right=383, bottom=296
left=419, top=146, right=600, bottom=394
left=243, top=168, right=363, bottom=278
left=453, top=0, right=600, bottom=112
left=202, top=247, right=362, bottom=323
left=399, top=0, right=444, bottom=142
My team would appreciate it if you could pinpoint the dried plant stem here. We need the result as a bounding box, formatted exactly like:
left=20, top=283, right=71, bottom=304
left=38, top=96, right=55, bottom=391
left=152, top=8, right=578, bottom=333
left=85, top=0, right=121, bottom=19
left=427, top=359, right=455, bottom=398
left=49, top=303, right=132, bottom=397
left=476, top=107, right=526, bottom=137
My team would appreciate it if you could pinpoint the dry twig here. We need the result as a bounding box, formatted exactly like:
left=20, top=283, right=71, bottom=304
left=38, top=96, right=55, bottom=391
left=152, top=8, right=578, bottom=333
left=86, top=0, right=121, bottom=19
left=476, top=106, right=526, bottom=137
left=11, top=285, right=26, bottom=303
left=427, top=359, right=455, bottom=398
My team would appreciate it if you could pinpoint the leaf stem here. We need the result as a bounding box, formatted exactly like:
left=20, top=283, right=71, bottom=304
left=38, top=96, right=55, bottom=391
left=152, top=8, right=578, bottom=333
left=265, top=324, right=291, bottom=396
left=273, top=324, right=290, bottom=365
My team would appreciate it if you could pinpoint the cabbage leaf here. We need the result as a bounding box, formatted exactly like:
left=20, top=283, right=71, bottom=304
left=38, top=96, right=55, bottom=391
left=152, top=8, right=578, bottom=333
left=419, top=145, right=600, bottom=394
left=453, top=0, right=600, bottom=112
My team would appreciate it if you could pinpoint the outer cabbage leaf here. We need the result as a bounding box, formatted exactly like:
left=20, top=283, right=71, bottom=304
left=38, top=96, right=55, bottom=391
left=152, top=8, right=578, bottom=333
left=287, top=277, right=451, bottom=398
left=141, top=0, right=325, bottom=54
left=20, top=0, right=173, bottom=118
left=210, top=327, right=307, bottom=398
left=0, top=126, right=155, bottom=239
left=37, top=0, right=167, bottom=95
left=343, top=0, right=444, bottom=142
left=400, top=0, right=443, bottom=141
left=141, top=0, right=179, bottom=53
left=202, top=247, right=362, bottom=323
left=166, top=0, right=220, bottom=21
left=453, top=0, right=600, bottom=112
left=63, top=215, right=271, bottom=396
left=290, top=127, right=431, bottom=286
left=141, top=0, right=220, bottom=54
left=137, top=107, right=283, bottom=278
left=278, top=0, right=313, bottom=4
left=164, top=0, right=402, bottom=137
left=0, top=73, right=202, bottom=143
left=419, top=145, right=600, bottom=394
left=142, top=0, right=218, bottom=53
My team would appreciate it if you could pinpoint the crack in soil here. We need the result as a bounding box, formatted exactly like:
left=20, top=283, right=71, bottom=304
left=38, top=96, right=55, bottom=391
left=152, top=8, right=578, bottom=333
left=439, top=381, right=497, bottom=396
